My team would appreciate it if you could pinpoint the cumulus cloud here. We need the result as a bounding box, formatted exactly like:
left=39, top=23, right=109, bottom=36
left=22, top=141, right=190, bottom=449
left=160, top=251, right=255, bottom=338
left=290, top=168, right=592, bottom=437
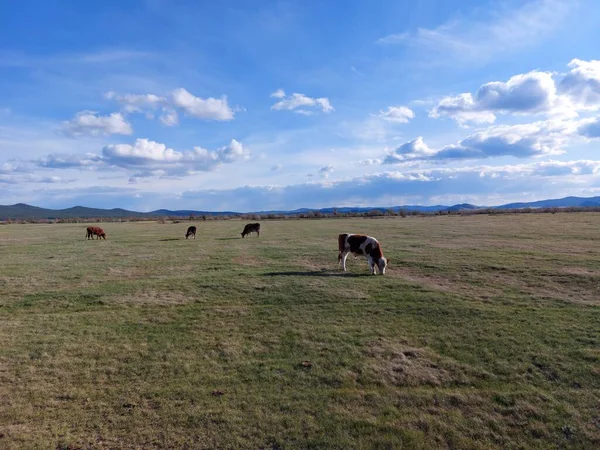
left=159, top=108, right=179, bottom=126
left=34, top=138, right=249, bottom=177
left=102, top=138, right=247, bottom=174
left=384, top=120, right=578, bottom=163
left=170, top=88, right=234, bottom=121
left=359, top=158, right=382, bottom=166
left=578, top=117, right=600, bottom=138
left=37, top=153, right=104, bottom=169
left=318, top=165, right=334, bottom=178
left=61, top=111, right=133, bottom=136
left=374, top=106, right=415, bottom=124
left=104, top=91, right=165, bottom=113
left=271, top=92, right=334, bottom=114
left=430, top=59, right=600, bottom=126
left=429, top=71, right=572, bottom=125
left=270, top=89, right=286, bottom=99
left=105, top=88, right=236, bottom=123
left=384, top=137, right=436, bottom=163
left=558, top=59, right=600, bottom=110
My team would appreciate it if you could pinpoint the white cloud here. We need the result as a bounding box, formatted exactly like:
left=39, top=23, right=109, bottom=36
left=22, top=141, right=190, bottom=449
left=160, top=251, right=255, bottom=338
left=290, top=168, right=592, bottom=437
left=103, top=139, right=183, bottom=164
left=105, top=88, right=236, bottom=122
left=105, top=91, right=165, bottom=113
left=216, top=139, right=246, bottom=163
left=270, top=88, right=286, bottom=99
left=61, top=111, right=133, bottom=136
left=429, top=59, right=600, bottom=126
left=0, top=173, right=77, bottom=185
left=171, top=88, right=234, bottom=121
left=374, top=106, right=415, bottom=124
left=376, top=32, right=409, bottom=45
left=271, top=92, right=334, bottom=114
left=159, top=108, right=179, bottom=126
left=384, top=137, right=436, bottom=163
left=429, top=93, right=497, bottom=125
left=319, top=165, right=334, bottom=178
left=359, top=158, right=382, bottom=166
left=429, top=71, right=574, bottom=125
left=37, top=152, right=104, bottom=169
left=378, top=0, right=573, bottom=65
left=34, top=138, right=249, bottom=177
left=559, top=59, right=600, bottom=111
left=384, top=119, right=579, bottom=163
left=579, top=117, right=600, bottom=138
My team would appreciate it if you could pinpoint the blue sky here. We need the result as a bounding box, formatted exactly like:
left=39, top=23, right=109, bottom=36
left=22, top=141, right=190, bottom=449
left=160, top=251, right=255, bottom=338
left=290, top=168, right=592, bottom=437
left=2, top=0, right=600, bottom=212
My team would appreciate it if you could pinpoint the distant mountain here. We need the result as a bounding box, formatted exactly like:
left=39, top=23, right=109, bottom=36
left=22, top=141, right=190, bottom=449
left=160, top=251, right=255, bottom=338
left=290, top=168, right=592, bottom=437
left=1, top=195, right=599, bottom=220
left=0, top=203, right=146, bottom=220
left=496, top=196, right=600, bottom=209
left=446, top=203, right=480, bottom=212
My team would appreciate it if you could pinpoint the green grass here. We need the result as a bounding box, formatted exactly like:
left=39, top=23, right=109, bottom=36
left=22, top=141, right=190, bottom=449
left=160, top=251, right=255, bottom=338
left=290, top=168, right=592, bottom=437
left=1, top=214, right=599, bottom=449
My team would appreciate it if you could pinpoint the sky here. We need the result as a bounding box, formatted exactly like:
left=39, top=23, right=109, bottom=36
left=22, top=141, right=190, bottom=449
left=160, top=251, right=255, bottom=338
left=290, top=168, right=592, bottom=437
left=2, top=0, right=600, bottom=212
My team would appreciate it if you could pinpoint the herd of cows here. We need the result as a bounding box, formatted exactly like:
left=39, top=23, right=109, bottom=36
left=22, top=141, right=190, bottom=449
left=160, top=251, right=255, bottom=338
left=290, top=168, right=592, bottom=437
left=85, top=222, right=388, bottom=275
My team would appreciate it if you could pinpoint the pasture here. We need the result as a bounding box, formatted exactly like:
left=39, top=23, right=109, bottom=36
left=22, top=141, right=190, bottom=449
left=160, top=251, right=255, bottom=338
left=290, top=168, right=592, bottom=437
left=0, top=214, right=599, bottom=449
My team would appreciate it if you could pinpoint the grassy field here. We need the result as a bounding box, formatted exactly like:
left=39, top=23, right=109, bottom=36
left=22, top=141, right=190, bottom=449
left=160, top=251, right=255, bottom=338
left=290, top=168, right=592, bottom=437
left=1, top=214, right=599, bottom=449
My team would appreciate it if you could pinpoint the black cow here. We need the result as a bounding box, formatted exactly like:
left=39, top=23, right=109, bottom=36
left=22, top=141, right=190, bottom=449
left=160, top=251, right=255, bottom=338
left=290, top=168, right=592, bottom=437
left=185, top=226, right=197, bottom=239
left=241, top=223, right=260, bottom=238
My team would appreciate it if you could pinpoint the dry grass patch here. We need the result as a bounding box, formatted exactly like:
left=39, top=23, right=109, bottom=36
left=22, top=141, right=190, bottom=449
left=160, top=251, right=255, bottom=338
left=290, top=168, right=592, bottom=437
left=362, top=338, right=486, bottom=388
left=106, top=289, right=192, bottom=306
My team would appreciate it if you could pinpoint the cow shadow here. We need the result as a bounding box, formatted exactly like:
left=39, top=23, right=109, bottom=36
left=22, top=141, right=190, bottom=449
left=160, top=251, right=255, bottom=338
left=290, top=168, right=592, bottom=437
left=263, top=270, right=367, bottom=278
left=159, top=238, right=181, bottom=241
left=215, top=237, right=242, bottom=240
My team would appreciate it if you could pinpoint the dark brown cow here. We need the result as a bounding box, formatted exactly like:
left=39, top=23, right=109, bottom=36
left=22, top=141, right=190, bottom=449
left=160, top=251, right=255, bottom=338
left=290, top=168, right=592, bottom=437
left=185, top=225, right=197, bottom=239
left=241, top=222, right=260, bottom=238
left=338, top=233, right=388, bottom=275
left=86, top=226, right=106, bottom=240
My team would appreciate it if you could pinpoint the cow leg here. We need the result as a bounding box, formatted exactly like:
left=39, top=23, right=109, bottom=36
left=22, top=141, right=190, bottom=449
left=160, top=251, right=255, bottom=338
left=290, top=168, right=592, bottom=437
left=341, top=252, right=349, bottom=271
left=368, top=256, right=376, bottom=275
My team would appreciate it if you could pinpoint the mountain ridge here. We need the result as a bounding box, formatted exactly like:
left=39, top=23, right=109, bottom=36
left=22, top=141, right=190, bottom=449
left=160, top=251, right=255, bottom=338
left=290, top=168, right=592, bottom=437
left=1, top=196, right=600, bottom=220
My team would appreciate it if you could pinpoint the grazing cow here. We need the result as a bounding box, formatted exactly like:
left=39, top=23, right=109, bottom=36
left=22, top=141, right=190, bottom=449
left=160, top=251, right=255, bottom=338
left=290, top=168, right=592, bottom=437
left=338, top=233, right=388, bottom=275
left=241, top=223, right=260, bottom=238
left=86, top=226, right=107, bottom=240
left=185, top=225, right=197, bottom=239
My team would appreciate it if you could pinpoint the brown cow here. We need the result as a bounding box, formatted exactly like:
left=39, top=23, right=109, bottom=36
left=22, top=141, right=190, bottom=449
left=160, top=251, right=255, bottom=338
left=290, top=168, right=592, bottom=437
left=185, top=225, right=197, bottom=239
left=338, top=233, right=388, bottom=275
left=86, top=226, right=106, bottom=240
left=241, top=223, right=260, bottom=238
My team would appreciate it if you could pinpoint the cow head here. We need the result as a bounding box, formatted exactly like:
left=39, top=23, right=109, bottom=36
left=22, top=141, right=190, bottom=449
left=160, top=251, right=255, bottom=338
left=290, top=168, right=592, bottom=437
left=377, top=257, right=388, bottom=275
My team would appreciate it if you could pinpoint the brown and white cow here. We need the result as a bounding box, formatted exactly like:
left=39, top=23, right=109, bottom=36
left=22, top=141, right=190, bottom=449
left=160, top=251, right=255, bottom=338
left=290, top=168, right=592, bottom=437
left=241, top=223, right=260, bottom=238
left=86, top=226, right=106, bottom=240
left=338, top=233, right=388, bottom=275
left=185, top=225, right=197, bottom=239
